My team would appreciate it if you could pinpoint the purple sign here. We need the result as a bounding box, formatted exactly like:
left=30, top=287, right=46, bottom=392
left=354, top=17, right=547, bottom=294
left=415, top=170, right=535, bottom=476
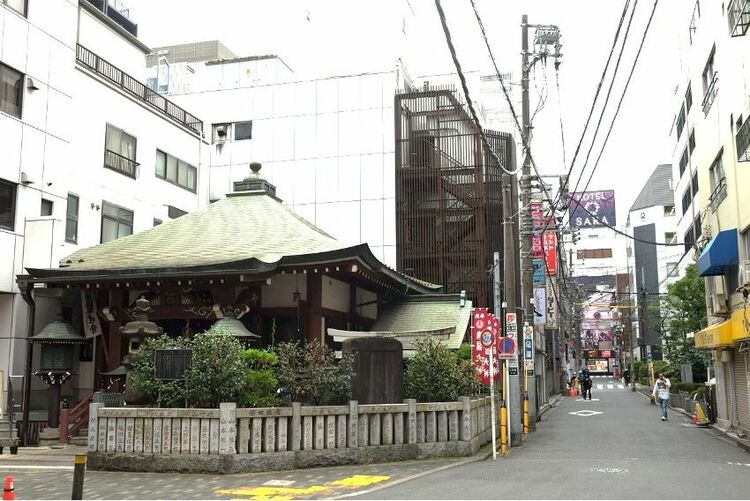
left=568, top=190, right=616, bottom=229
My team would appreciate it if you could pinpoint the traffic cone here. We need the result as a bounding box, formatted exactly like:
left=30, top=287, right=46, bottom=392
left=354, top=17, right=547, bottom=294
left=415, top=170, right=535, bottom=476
left=695, top=403, right=709, bottom=427
left=3, top=476, right=14, bottom=501
left=690, top=409, right=698, bottom=425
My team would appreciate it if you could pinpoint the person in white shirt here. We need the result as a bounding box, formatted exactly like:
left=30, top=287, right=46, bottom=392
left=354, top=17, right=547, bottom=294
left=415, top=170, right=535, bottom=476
left=652, top=373, right=671, bottom=421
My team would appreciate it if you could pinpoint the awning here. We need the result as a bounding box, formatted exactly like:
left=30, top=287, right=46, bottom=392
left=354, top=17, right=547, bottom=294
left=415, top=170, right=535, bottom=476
left=694, top=320, right=733, bottom=349
left=698, top=229, right=739, bottom=276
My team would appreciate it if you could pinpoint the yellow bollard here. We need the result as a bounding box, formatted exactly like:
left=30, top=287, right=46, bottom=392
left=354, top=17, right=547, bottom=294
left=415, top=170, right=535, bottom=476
left=523, top=392, right=529, bottom=436
left=500, top=401, right=508, bottom=455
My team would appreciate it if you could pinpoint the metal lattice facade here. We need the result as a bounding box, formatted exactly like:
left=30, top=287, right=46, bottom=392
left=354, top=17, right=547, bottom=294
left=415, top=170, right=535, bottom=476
left=394, top=86, right=514, bottom=308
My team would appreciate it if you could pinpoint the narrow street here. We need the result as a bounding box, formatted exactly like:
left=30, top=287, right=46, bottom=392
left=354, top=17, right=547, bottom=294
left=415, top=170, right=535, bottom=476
left=3, top=378, right=749, bottom=500
left=357, top=377, right=750, bottom=500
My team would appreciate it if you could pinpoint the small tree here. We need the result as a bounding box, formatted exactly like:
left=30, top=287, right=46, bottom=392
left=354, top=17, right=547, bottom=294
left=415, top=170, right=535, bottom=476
left=275, top=341, right=353, bottom=405
left=124, top=335, right=192, bottom=407
left=240, top=348, right=280, bottom=407
left=186, top=329, right=246, bottom=408
left=404, top=337, right=476, bottom=402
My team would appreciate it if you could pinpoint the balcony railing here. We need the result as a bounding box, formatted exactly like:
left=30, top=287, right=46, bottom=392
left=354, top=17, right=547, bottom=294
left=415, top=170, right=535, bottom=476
left=702, top=72, right=719, bottom=115
left=85, top=0, right=138, bottom=37
left=76, top=45, right=203, bottom=136
left=708, top=177, right=727, bottom=212
left=737, top=116, right=750, bottom=162
left=104, top=149, right=139, bottom=179
left=728, top=0, right=750, bottom=37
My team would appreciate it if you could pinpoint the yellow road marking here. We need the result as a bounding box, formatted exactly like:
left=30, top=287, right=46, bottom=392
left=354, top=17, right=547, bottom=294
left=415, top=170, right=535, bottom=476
left=216, top=474, right=391, bottom=500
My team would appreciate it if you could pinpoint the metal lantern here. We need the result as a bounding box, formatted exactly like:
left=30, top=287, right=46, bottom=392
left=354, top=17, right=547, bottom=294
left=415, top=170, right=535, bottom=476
left=31, top=321, right=87, bottom=428
left=209, top=308, right=260, bottom=339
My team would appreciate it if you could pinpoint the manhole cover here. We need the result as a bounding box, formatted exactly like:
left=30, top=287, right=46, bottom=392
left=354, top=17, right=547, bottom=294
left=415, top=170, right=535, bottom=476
left=591, top=467, right=629, bottom=473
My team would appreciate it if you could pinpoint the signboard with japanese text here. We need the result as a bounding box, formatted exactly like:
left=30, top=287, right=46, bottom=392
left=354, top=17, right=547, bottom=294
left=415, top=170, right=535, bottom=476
left=533, top=287, right=546, bottom=326
left=546, top=279, right=558, bottom=329
left=533, top=259, right=545, bottom=286
left=568, top=190, right=616, bottom=230
left=472, top=309, right=500, bottom=385
left=543, top=231, right=557, bottom=276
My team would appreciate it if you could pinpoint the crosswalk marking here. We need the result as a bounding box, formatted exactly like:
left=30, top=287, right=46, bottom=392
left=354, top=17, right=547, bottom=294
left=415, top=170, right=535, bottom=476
left=618, top=384, right=624, bottom=389
left=597, top=384, right=603, bottom=390
left=607, top=384, right=613, bottom=389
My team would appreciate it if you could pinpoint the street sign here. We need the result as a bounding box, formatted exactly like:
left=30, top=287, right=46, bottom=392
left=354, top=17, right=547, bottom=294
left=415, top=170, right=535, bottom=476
left=508, top=367, right=519, bottom=376
left=498, top=337, right=516, bottom=359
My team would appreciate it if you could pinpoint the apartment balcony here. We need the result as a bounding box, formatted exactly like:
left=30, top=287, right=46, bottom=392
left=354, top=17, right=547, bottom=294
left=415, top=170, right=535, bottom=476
left=104, top=149, right=139, bottom=179
left=708, top=178, right=727, bottom=212
left=76, top=45, right=203, bottom=136
left=737, top=115, right=750, bottom=162
left=702, top=72, right=719, bottom=115
left=85, top=0, right=138, bottom=37
left=728, top=0, right=750, bottom=37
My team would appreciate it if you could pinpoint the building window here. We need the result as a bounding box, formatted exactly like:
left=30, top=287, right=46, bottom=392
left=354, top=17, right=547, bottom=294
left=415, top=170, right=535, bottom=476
left=701, top=47, right=718, bottom=114
left=679, top=148, right=688, bottom=176
left=577, top=248, right=613, bottom=260
left=665, top=232, right=676, bottom=243
left=666, top=263, right=679, bottom=277
left=694, top=214, right=702, bottom=239
left=104, top=124, right=138, bottom=178
left=681, top=188, right=692, bottom=214
left=684, top=226, right=695, bottom=254
left=65, top=194, right=79, bottom=243
left=742, top=228, right=750, bottom=261
left=234, top=121, right=253, bottom=141
left=167, top=205, right=187, bottom=219
left=685, top=83, right=693, bottom=112
left=153, top=218, right=162, bottom=226
left=0, top=63, right=23, bottom=118
left=676, top=105, right=686, bottom=138
left=0, top=179, right=16, bottom=231
left=41, top=199, right=53, bottom=216
left=691, top=171, right=699, bottom=195
left=708, top=151, right=727, bottom=209
left=688, top=129, right=696, bottom=153
left=1, top=0, right=26, bottom=16
left=664, top=205, right=675, bottom=216
left=101, top=201, right=133, bottom=243
left=155, top=150, right=197, bottom=192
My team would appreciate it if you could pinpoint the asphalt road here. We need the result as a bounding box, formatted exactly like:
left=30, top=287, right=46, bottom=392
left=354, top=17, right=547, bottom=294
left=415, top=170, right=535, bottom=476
left=355, top=377, right=750, bottom=500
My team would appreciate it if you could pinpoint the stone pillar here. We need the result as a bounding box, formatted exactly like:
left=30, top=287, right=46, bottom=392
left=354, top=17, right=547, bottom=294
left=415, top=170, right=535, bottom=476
left=291, top=402, right=301, bottom=452
left=348, top=400, right=358, bottom=448
left=219, top=403, right=237, bottom=455
left=460, top=397, right=471, bottom=441
left=405, top=399, right=417, bottom=444
left=88, top=403, right=102, bottom=452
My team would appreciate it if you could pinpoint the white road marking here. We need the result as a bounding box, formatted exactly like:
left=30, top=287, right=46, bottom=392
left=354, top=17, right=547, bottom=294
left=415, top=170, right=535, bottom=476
left=576, top=398, right=600, bottom=402
left=263, top=480, right=297, bottom=486
left=0, top=465, right=73, bottom=470
left=607, top=384, right=614, bottom=389
left=726, top=462, right=750, bottom=466
left=569, top=410, right=603, bottom=417
left=597, top=384, right=604, bottom=390
left=591, top=467, right=629, bottom=473
left=618, top=384, right=624, bottom=389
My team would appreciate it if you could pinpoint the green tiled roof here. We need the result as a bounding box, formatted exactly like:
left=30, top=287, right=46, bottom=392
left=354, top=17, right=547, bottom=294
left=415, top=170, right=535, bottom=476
left=58, top=190, right=347, bottom=272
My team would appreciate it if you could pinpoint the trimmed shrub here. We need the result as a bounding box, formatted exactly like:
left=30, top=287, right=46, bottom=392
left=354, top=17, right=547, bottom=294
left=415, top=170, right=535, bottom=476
left=275, top=341, right=354, bottom=405
left=186, top=329, right=246, bottom=408
left=124, top=335, right=192, bottom=408
left=240, top=348, right=280, bottom=407
left=404, top=337, right=477, bottom=402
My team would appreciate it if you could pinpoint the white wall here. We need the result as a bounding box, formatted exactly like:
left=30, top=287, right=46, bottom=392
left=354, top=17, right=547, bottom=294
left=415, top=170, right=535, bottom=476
left=77, top=8, right=147, bottom=79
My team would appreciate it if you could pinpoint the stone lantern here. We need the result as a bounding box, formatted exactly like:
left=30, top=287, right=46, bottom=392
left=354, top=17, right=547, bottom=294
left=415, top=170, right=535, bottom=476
left=120, top=297, right=163, bottom=405
left=30, top=321, right=87, bottom=429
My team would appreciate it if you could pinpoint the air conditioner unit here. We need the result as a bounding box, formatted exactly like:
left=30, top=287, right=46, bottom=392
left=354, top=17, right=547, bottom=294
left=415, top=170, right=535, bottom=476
left=711, top=293, right=729, bottom=316
left=212, top=124, right=230, bottom=144
left=740, top=260, right=750, bottom=288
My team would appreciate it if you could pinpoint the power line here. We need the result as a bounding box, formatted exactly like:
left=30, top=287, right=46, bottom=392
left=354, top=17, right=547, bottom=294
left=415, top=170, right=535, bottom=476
left=433, top=0, right=522, bottom=176
left=554, top=65, right=567, bottom=174
left=575, top=0, right=661, bottom=205
left=568, top=0, right=640, bottom=198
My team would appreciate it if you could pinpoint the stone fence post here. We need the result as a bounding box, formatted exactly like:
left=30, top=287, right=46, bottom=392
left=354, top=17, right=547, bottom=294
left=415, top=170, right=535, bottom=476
left=348, top=400, right=358, bottom=448
left=291, top=402, right=301, bottom=452
left=88, top=403, right=102, bottom=452
left=219, top=403, right=237, bottom=455
left=459, top=396, right=471, bottom=441
left=405, top=399, right=417, bottom=444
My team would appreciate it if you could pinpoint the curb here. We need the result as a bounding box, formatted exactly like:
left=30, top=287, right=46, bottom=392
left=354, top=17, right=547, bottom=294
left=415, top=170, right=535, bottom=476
left=539, top=393, right=565, bottom=418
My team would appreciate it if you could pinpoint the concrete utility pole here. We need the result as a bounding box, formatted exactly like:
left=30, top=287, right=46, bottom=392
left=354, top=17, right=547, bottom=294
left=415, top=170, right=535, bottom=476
left=520, top=13, right=537, bottom=432
left=502, top=173, right=522, bottom=446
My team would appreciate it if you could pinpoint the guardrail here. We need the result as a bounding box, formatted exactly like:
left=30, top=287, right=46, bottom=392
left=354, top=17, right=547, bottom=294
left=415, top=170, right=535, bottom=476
left=86, top=396, right=497, bottom=473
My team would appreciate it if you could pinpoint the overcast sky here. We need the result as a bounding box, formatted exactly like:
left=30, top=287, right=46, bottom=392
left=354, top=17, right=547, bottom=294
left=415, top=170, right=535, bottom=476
left=127, top=0, right=684, bottom=228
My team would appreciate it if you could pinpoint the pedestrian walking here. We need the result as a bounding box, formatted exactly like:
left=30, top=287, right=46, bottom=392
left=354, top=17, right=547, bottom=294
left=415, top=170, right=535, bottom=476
left=582, top=374, right=593, bottom=400
left=652, top=373, right=671, bottom=421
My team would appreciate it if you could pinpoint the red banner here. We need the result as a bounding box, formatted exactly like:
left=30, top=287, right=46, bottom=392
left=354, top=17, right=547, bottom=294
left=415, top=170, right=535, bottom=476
left=543, top=230, right=557, bottom=276
left=472, top=309, right=500, bottom=385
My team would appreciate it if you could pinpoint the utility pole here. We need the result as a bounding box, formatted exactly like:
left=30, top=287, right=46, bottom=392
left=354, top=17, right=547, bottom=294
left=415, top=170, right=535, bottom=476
left=502, top=173, right=522, bottom=446
left=519, top=13, right=538, bottom=433
left=626, top=294, right=636, bottom=391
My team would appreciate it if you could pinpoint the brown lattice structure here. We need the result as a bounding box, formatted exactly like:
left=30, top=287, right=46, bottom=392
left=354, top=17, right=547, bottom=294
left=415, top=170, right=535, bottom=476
left=394, top=86, right=515, bottom=308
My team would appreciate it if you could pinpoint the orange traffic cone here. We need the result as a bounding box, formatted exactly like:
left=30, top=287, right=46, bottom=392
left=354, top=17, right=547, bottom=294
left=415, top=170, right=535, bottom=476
left=3, top=476, right=14, bottom=501
left=690, top=409, right=698, bottom=425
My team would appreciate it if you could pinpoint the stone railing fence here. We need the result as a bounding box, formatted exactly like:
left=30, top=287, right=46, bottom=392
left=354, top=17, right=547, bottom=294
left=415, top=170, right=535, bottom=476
left=87, top=395, right=498, bottom=473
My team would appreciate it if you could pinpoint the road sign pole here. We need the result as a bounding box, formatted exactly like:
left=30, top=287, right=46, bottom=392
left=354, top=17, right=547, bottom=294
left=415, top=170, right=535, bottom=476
left=490, top=346, right=497, bottom=460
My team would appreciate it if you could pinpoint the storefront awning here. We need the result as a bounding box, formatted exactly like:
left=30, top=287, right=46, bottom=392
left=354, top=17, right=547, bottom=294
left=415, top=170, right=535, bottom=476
left=694, top=320, right=733, bottom=349
left=697, top=229, right=739, bottom=276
